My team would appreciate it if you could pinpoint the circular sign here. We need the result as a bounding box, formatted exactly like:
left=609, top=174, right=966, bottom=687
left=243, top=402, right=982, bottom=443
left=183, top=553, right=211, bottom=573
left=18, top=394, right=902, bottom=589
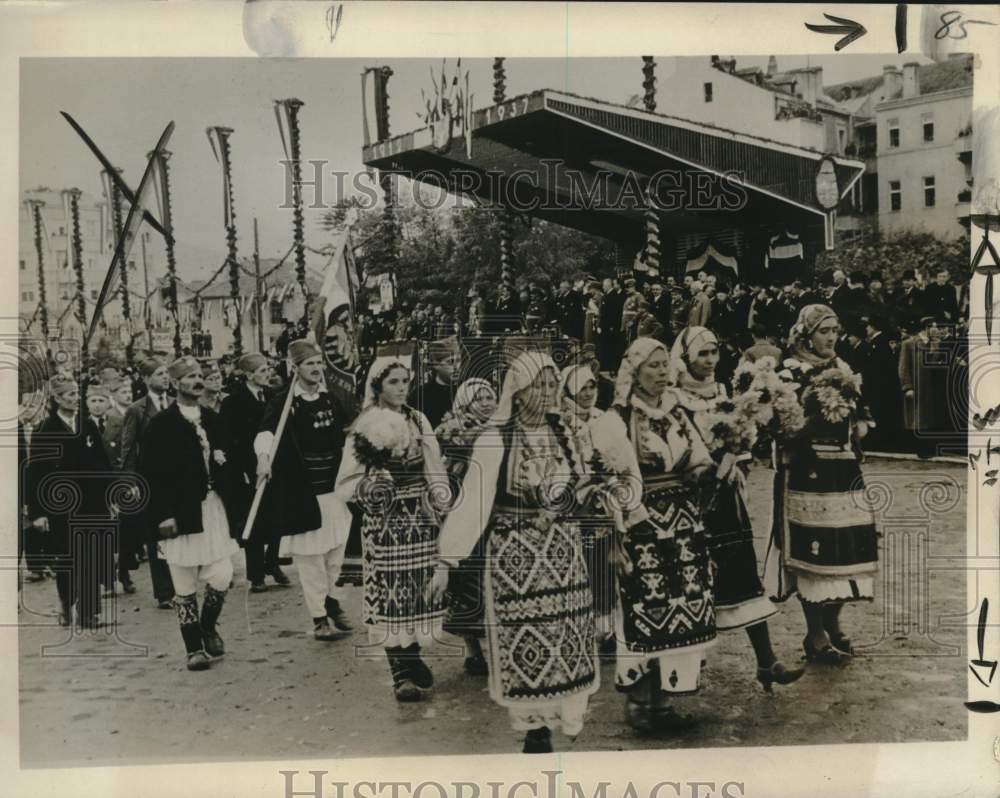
left=814, top=155, right=840, bottom=211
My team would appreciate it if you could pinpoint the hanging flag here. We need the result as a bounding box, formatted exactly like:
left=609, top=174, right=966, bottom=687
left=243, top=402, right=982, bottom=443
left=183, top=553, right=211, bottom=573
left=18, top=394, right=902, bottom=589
left=86, top=121, right=175, bottom=348
left=311, top=209, right=360, bottom=393
left=764, top=230, right=804, bottom=284
left=685, top=238, right=739, bottom=284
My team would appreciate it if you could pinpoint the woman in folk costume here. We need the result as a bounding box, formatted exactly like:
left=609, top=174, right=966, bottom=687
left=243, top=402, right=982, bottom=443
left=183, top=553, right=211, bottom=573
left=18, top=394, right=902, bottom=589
left=559, top=363, right=616, bottom=654
left=765, top=305, right=878, bottom=664
left=435, top=377, right=498, bottom=677
left=668, top=327, right=805, bottom=691
left=588, top=336, right=717, bottom=733
left=429, top=351, right=599, bottom=754
left=335, top=346, right=450, bottom=702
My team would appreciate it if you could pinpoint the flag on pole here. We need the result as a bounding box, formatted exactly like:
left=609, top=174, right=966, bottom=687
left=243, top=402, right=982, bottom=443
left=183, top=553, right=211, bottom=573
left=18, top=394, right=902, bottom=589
left=85, top=121, right=175, bottom=348
left=311, top=209, right=360, bottom=394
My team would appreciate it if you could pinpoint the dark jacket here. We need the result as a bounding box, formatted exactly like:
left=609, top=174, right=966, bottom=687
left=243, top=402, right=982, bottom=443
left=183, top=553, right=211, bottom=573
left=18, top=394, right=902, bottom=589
left=140, top=403, right=246, bottom=539
left=257, top=383, right=356, bottom=539
left=221, top=382, right=271, bottom=481
left=26, top=411, right=113, bottom=555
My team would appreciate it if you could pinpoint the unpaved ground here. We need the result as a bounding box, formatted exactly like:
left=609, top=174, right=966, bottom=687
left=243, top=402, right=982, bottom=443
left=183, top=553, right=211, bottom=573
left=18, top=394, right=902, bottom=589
left=18, top=459, right=968, bottom=766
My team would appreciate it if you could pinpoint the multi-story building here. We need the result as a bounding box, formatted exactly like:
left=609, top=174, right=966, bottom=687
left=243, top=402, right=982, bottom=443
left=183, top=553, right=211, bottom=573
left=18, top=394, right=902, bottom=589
left=824, top=54, right=973, bottom=240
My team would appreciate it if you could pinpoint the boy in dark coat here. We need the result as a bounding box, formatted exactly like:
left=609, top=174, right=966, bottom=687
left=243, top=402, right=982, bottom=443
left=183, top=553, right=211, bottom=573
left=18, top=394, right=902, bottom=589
left=141, top=356, right=244, bottom=670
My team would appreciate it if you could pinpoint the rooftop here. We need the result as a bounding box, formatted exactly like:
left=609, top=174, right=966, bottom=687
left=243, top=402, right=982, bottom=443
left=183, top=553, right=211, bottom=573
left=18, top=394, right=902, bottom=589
left=824, top=54, right=973, bottom=104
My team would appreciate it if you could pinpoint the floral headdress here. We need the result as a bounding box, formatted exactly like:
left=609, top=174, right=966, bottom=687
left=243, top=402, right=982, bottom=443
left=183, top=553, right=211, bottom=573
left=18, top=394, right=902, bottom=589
left=788, top=304, right=839, bottom=366
left=362, top=342, right=414, bottom=410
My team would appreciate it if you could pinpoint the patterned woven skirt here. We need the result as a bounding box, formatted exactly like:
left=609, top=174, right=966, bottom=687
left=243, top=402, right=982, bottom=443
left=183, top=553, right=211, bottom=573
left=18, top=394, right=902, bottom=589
left=361, top=481, right=446, bottom=648
left=483, top=509, right=598, bottom=734
left=766, top=444, right=878, bottom=604
left=615, top=477, right=716, bottom=693
left=703, top=476, right=776, bottom=631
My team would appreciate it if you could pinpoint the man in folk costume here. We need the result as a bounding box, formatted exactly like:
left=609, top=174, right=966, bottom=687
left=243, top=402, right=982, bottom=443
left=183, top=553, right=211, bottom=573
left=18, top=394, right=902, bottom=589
left=410, top=337, right=459, bottom=429
left=120, top=357, right=176, bottom=608
left=254, top=340, right=356, bottom=641
left=222, top=352, right=288, bottom=592
left=140, top=356, right=243, bottom=670
left=27, top=374, right=114, bottom=629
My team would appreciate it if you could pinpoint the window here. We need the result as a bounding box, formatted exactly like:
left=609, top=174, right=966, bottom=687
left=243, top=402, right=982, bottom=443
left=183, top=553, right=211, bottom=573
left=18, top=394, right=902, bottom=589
left=57, top=226, right=65, bottom=236
left=888, top=119, right=899, bottom=148
left=837, top=127, right=846, bottom=153
left=21, top=290, right=34, bottom=302
left=128, top=259, right=136, bottom=271
left=19, top=259, right=25, bottom=271
left=922, top=113, right=934, bottom=143
left=269, top=301, right=284, bottom=324
left=90, top=289, right=98, bottom=300
left=704, top=82, right=713, bottom=103
left=889, top=180, right=902, bottom=211
left=924, top=176, right=936, bottom=207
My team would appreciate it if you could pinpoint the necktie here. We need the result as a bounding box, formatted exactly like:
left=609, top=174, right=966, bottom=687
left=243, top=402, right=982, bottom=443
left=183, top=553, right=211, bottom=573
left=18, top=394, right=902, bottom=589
left=98, top=417, right=105, bottom=434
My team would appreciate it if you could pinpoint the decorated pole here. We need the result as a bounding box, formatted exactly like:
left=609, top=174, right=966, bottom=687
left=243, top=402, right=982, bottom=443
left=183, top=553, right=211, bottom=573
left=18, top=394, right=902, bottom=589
left=103, top=168, right=135, bottom=366
left=207, top=127, right=243, bottom=357
left=275, top=99, right=309, bottom=320
left=150, top=149, right=182, bottom=357
left=253, top=217, right=265, bottom=353
left=493, top=57, right=515, bottom=296
left=641, top=56, right=657, bottom=112
left=640, top=57, right=661, bottom=286
left=372, top=67, right=399, bottom=294
left=67, top=188, right=89, bottom=363
left=27, top=199, right=51, bottom=345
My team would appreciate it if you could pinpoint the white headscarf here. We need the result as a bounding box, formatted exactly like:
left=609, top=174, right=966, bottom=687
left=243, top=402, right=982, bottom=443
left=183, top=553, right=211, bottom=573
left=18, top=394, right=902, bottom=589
left=489, top=350, right=559, bottom=425
left=613, top=336, right=670, bottom=407
left=452, top=378, right=496, bottom=419
left=560, top=364, right=597, bottom=400
left=667, top=326, right=718, bottom=385
left=362, top=355, right=412, bottom=410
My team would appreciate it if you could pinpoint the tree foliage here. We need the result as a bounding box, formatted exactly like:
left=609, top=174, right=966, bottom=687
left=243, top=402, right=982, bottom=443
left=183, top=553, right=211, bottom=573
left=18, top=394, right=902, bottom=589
left=321, top=185, right=616, bottom=312
left=816, top=228, right=970, bottom=284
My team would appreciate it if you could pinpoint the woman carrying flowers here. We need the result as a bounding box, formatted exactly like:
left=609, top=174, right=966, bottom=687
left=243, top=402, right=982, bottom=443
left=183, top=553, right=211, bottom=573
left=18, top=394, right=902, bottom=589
left=429, top=351, right=598, bottom=754
left=335, top=347, right=451, bottom=702
left=435, top=377, right=498, bottom=676
left=668, top=327, right=804, bottom=692
left=763, top=304, right=879, bottom=665
left=589, top=337, right=717, bottom=733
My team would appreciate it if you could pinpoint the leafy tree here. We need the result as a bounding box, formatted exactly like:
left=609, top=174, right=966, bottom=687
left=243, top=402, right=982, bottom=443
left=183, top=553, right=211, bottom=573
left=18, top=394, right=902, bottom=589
left=817, top=228, right=969, bottom=284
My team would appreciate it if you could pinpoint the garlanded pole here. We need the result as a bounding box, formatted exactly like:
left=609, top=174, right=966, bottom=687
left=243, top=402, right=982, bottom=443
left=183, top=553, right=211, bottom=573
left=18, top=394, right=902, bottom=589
left=641, top=56, right=657, bottom=112
left=103, top=168, right=135, bottom=366
left=67, top=188, right=89, bottom=364
left=372, top=67, right=399, bottom=295
left=275, top=99, right=309, bottom=320
left=27, top=199, right=51, bottom=345
left=150, top=149, right=182, bottom=357
left=207, top=127, right=243, bottom=357
left=493, top=57, right=515, bottom=296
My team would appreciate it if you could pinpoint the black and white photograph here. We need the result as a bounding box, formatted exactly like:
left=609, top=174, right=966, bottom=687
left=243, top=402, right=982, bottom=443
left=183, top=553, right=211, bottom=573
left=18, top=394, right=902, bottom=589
left=4, top=3, right=1000, bottom=797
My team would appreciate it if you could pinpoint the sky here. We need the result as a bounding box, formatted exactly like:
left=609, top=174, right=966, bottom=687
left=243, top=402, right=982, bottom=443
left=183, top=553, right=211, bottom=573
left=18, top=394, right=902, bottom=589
left=21, top=53, right=930, bottom=279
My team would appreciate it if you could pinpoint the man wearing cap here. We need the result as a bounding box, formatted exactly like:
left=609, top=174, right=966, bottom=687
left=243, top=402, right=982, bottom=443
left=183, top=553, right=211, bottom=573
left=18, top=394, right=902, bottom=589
left=410, top=337, right=459, bottom=429
left=141, top=356, right=243, bottom=670
left=254, top=340, right=357, bottom=641
left=222, top=352, right=287, bottom=592
left=199, top=359, right=226, bottom=414
left=121, top=357, right=175, bottom=608
left=26, top=373, right=113, bottom=628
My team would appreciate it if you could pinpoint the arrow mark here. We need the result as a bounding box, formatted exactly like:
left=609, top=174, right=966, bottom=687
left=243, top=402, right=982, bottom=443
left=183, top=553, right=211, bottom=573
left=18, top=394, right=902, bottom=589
left=805, top=13, right=868, bottom=51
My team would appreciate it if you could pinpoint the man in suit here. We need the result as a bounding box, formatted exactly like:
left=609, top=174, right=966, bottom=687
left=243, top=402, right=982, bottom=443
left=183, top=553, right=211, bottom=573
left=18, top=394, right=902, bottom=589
left=891, top=269, right=926, bottom=331
left=649, top=280, right=672, bottom=336
left=222, top=352, right=285, bottom=593
left=922, top=269, right=960, bottom=325
left=599, top=277, right=625, bottom=371
left=120, top=357, right=175, bottom=608
left=141, top=356, right=244, bottom=671
left=862, top=315, right=903, bottom=452
left=410, top=337, right=459, bottom=429
left=898, top=316, right=948, bottom=458
left=27, top=374, right=113, bottom=629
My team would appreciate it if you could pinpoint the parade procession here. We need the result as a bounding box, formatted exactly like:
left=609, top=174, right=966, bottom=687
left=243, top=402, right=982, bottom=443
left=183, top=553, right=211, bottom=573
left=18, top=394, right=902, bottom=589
left=16, top=54, right=972, bottom=761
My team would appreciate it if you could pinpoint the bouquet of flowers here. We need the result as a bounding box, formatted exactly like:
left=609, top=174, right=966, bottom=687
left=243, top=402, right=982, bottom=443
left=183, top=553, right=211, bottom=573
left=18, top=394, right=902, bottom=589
left=701, top=397, right=758, bottom=457
left=730, top=356, right=806, bottom=444
left=800, top=366, right=863, bottom=425
left=351, top=407, right=410, bottom=472
left=436, top=410, right=485, bottom=451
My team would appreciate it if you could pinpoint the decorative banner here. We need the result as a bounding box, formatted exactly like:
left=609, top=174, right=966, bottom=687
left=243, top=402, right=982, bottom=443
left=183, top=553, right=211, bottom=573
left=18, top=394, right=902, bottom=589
left=685, top=238, right=739, bottom=281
